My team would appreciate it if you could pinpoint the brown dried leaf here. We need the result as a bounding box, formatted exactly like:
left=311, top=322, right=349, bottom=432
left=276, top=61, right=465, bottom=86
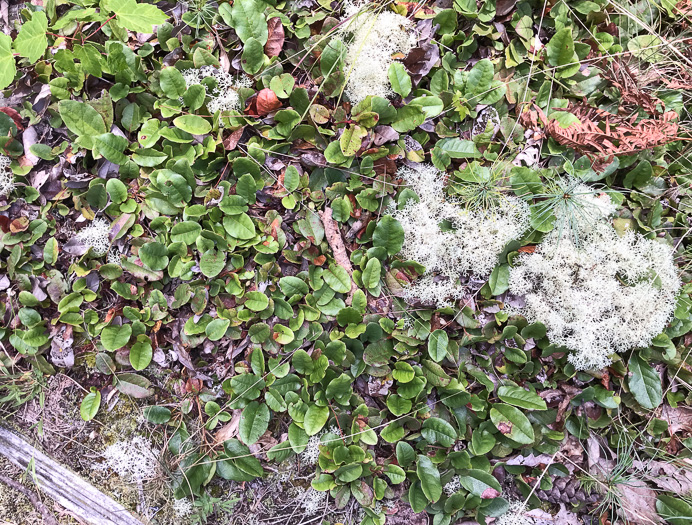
left=660, top=405, right=692, bottom=434
left=0, top=107, right=23, bottom=130
left=214, top=410, right=241, bottom=445
left=544, top=103, right=681, bottom=170
left=264, top=17, right=285, bottom=58
left=223, top=127, right=245, bottom=150
left=256, top=88, right=282, bottom=116
left=403, top=43, right=439, bottom=84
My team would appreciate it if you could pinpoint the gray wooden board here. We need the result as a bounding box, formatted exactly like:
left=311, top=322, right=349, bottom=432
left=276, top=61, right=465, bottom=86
left=0, top=425, right=143, bottom=525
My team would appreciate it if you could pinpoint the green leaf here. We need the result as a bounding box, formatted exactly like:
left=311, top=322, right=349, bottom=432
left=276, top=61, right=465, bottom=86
left=183, top=84, right=206, bottom=111
left=206, top=318, right=230, bottom=341
left=490, top=403, right=535, bottom=445
left=272, top=324, right=294, bottom=345
left=325, top=373, right=352, bottom=402
left=93, top=133, right=129, bottom=164
left=0, top=34, right=16, bottom=90
left=361, top=258, right=381, bottom=290
left=392, top=104, right=426, bottom=133
left=340, top=124, right=367, bottom=157
left=459, top=469, right=502, bottom=498
left=409, top=481, right=428, bottom=513
left=388, top=62, right=412, bottom=97
left=422, top=417, right=457, bottom=447
left=160, top=67, right=187, bottom=98
left=103, top=0, right=169, bottom=33
left=416, top=455, right=442, bottom=503
left=155, top=170, right=192, bottom=205
left=628, top=353, right=663, bottom=410
left=396, top=441, right=415, bottom=467
left=222, top=0, right=268, bottom=45
left=488, top=264, right=510, bottom=295
left=373, top=215, right=404, bottom=255
left=171, top=221, right=202, bottom=244
left=173, top=115, right=212, bottom=135
left=236, top=173, right=257, bottom=203
left=279, top=276, right=309, bottom=296
left=101, top=324, right=132, bottom=351
left=224, top=213, right=256, bottom=240
left=497, top=385, right=547, bottom=410
left=265, top=388, right=287, bottom=412
left=14, top=11, right=48, bottom=64
left=386, top=394, right=412, bottom=416
left=43, top=237, right=58, bottom=265
left=384, top=464, right=406, bottom=484
left=409, top=96, right=444, bottom=119
left=435, top=138, right=481, bottom=159
left=143, top=406, right=172, bottom=424
left=241, top=37, right=265, bottom=75
left=139, top=242, right=169, bottom=271
left=199, top=249, right=226, bottom=278
left=428, top=329, right=449, bottom=363
left=304, top=404, right=329, bottom=436
left=129, top=336, right=153, bottom=371
left=623, top=160, right=653, bottom=190
left=58, top=101, right=107, bottom=149
left=106, top=178, right=128, bottom=204
left=114, top=373, right=152, bottom=398
left=628, top=35, right=664, bottom=62
left=657, top=495, right=692, bottom=525
left=546, top=27, right=576, bottom=67
left=323, top=263, right=351, bottom=294
left=335, top=464, right=362, bottom=483
left=466, top=59, right=493, bottom=96
left=239, top=401, right=270, bottom=445
left=245, top=291, right=269, bottom=312
left=80, top=388, right=101, bottom=421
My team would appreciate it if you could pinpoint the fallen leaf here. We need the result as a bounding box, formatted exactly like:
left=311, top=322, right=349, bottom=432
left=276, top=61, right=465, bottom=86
left=264, top=18, right=285, bottom=57
left=256, top=88, right=282, bottom=116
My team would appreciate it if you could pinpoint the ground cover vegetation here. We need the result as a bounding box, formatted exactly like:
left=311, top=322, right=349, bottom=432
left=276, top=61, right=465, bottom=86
left=1, top=0, right=692, bottom=524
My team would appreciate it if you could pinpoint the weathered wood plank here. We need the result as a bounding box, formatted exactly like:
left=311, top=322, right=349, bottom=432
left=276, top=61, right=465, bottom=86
left=0, top=425, right=144, bottom=525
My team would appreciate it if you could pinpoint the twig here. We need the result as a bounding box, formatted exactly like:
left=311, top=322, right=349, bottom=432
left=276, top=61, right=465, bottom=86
left=0, top=473, right=59, bottom=525
left=318, top=207, right=357, bottom=305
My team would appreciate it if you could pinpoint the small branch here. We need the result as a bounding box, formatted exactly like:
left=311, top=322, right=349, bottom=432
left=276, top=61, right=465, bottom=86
left=0, top=473, right=59, bottom=525
left=318, top=207, right=357, bottom=305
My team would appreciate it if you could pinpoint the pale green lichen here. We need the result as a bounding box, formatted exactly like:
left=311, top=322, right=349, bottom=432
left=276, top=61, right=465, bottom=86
left=0, top=155, right=14, bottom=197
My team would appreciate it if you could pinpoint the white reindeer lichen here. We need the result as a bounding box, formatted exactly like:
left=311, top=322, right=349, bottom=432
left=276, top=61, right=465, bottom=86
left=100, top=436, right=161, bottom=483
left=496, top=500, right=536, bottom=525
left=182, top=66, right=252, bottom=113
left=301, top=488, right=327, bottom=515
left=76, top=217, right=112, bottom=256
left=338, top=1, right=416, bottom=103
left=391, top=163, right=529, bottom=306
left=0, top=155, right=14, bottom=197
left=509, top=198, right=680, bottom=370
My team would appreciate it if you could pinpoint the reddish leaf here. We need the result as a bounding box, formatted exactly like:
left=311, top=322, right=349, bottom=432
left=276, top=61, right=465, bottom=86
left=0, top=107, right=23, bottom=131
left=223, top=126, right=245, bottom=150
left=264, top=18, right=285, bottom=58
left=256, top=89, right=282, bottom=116
left=481, top=488, right=500, bottom=499
left=10, top=217, right=29, bottom=233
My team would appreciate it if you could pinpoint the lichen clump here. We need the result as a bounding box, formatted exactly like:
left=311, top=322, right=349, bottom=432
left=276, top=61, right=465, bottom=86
left=391, top=163, right=529, bottom=306
left=339, top=1, right=416, bottom=103
left=100, top=436, right=161, bottom=483
left=0, top=155, right=14, bottom=197
left=75, top=217, right=112, bottom=256
left=182, top=66, right=252, bottom=113
left=509, top=193, right=680, bottom=370
left=496, top=500, right=536, bottom=525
